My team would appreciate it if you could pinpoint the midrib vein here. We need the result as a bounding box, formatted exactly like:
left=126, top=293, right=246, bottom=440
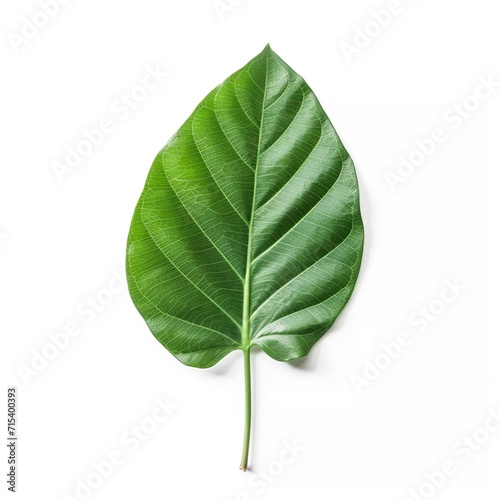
left=241, top=49, right=269, bottom=349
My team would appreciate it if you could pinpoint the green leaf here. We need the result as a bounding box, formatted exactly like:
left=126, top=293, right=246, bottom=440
left=126, top=44, right=364, bottom=470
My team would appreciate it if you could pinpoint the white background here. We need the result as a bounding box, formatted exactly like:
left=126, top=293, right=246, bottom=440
left=1, top=0, right=499, bottom=499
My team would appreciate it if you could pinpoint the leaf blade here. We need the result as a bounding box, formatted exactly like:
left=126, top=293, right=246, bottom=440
left=126, top=45, right=364, bottom=367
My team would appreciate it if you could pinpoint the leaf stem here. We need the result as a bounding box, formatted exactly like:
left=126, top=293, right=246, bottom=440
left=239, top=346, right=252, bottom=471
left=239, top=46, right=269, bottom=471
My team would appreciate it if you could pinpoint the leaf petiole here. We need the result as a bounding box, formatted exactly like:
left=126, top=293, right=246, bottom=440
left=239, top=347, right=252, bottom=471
